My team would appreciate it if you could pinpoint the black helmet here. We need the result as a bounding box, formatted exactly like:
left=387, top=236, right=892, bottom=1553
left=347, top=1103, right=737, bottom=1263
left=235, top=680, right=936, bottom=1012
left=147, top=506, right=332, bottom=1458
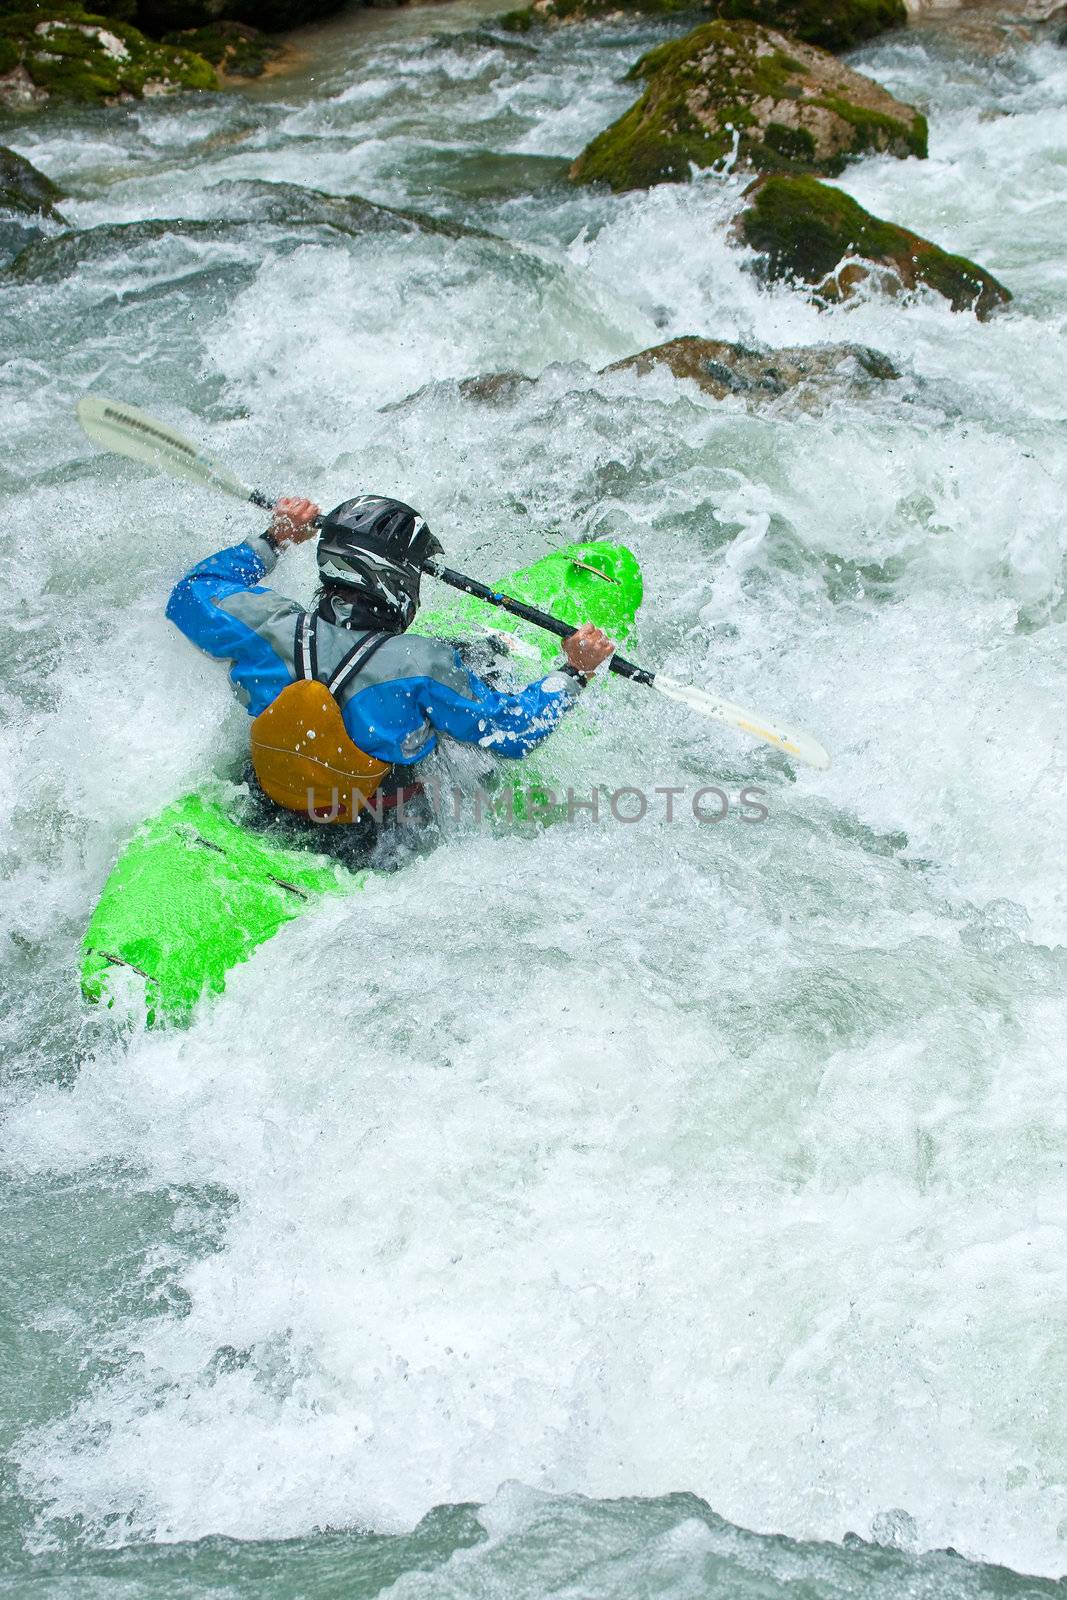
left=316, top=496, right=441, bottom=630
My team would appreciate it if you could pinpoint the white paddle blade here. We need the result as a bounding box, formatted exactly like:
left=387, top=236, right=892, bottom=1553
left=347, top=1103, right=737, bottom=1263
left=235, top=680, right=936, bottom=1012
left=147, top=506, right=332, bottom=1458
left=76, top=396, right=255, bottom=504
left=653, top=674, right=831, bottom=770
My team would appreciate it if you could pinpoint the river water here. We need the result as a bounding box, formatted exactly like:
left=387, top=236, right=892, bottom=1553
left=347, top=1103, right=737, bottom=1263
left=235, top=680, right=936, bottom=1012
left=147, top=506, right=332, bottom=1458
left=1, top=3, right=1065, bottom=1594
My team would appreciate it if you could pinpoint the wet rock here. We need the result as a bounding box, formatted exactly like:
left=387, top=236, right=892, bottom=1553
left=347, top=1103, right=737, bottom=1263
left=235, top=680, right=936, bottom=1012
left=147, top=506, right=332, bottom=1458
left=393, top=341, right=899, bottom=414
left=456, top=371, right=539, bottom=403
left=568, top=20, right=927, bottom=191
left=4, top=185, right=494, bottom=282
left=0, top=144, right=67, bottom=265
left=603, top=333, right=900, bottom=396
left=0, top=144, right=65, bottom=216
left=910, top=0, right=1067, bottom=49
left=200, top=178, right=496, bottom=241
left=503, top=0, right=906, bottom=53
left=734, top=172, right=1012, bottom=318
left=160, top=21, right=284, bottom=77
left=385, top=370, right=539, bottom=412
left=0, top=5, right=216, bottom=107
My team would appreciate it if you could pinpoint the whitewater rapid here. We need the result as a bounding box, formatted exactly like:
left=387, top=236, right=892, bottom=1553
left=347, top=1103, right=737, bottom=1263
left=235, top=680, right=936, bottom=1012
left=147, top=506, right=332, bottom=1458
left=1, top=1, right=1065, bottom=1588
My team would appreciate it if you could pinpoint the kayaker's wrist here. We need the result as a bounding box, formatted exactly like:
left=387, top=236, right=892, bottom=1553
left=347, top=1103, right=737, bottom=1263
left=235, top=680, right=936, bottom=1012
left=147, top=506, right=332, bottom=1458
left=559, top=661, right=589, bottom=689
left=246, top=530, right=281, bottom=571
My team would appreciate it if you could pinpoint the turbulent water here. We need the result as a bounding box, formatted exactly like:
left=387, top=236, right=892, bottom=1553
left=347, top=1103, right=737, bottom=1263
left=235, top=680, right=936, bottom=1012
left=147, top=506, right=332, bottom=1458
left=2, top=2, right=1066, bottom=1594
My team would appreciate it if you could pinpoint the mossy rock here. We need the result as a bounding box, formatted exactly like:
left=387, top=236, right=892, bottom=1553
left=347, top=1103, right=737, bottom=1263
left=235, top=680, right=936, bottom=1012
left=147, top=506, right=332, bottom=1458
left=569, top=20, right=926, bottom=191
left=0, top=4, right=216, bottom=105
left=161, top=20, right=281, bottom=76
left=735, top=173, right=1011, bottom=318
left=502, top=0, right=905, bottom=51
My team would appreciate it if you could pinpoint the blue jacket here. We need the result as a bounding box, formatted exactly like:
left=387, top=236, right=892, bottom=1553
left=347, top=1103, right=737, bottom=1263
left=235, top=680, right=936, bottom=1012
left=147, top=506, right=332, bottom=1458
left=166, top=534, right=583, bottom=764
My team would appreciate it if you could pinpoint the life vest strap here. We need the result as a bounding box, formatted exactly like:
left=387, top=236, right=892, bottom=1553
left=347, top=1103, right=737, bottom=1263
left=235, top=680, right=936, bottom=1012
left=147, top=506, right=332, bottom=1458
left=327, top=629, right=390, bottom=698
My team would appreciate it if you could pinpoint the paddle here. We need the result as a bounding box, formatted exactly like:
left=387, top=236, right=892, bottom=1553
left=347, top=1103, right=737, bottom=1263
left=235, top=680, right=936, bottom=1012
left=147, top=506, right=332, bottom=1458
left=76, top=395, right=831, bottom=769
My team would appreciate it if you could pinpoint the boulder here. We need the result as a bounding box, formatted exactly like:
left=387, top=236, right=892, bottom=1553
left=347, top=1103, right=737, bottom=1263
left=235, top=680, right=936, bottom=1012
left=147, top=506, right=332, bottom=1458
left=0, top=143, right=65, bottom=215
left=603, top=333, right=900, bottom=396
left=503, top=0, right=906, bottom=53
left=1, top=143, right=66, bottom=265
left=568, top=20, right=927, bottom=191
left=392, top=340, right=898, bottom=414
left=734, top=173, right=1011, bottom=318
left=0, top=5, right=216, bottom=106
left=160, top=20, right=284, bottom=76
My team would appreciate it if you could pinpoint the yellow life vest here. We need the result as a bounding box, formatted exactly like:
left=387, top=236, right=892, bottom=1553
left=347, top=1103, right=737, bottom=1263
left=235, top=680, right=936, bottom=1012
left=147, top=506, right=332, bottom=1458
left=250, top=616, right=391, bottom=825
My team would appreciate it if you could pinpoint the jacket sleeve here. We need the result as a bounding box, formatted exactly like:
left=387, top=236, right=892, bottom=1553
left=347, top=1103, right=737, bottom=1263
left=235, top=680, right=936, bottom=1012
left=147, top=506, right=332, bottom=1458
left=165, top=534, right=280, bottom=658
left=417, top=655, right=585, bottom=760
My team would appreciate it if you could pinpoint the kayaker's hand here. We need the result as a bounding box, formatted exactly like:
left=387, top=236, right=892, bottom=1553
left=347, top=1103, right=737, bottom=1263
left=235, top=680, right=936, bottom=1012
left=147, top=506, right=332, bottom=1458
left=564, top=623, right=614, bottom=678
left=270, top=496, right=320, bottom=546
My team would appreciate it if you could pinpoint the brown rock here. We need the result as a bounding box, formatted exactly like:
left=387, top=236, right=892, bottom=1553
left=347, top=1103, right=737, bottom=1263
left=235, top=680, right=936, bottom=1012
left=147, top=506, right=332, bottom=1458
left=603, top=334, right=900, bottom=399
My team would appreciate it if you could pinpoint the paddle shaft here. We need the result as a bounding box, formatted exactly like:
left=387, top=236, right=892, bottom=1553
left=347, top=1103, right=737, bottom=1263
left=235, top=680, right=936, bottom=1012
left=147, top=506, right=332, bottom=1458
left=254, top=490, right=656, bottom=688
left=422, top=561, right=656, bottom=688
left=74, top=395, right=829, bottom=765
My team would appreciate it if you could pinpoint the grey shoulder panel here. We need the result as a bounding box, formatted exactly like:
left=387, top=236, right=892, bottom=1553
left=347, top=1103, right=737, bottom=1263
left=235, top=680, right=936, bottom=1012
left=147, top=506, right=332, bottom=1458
left=215, top=589, right=304, bottom=671
left=330, top=630, right=473, bottom=703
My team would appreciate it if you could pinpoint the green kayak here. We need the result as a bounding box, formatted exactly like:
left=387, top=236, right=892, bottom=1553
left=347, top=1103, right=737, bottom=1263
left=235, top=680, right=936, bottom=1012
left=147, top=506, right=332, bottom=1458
left=81, top=540, right=642, bottom=1025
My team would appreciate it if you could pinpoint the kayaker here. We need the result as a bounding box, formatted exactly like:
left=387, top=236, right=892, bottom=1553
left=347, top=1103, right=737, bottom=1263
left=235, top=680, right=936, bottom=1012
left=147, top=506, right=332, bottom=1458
left=166, top=494, right=614, bottom=856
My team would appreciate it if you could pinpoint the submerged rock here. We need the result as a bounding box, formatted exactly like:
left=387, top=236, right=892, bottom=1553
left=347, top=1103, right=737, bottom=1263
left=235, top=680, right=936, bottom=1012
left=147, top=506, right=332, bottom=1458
left=604, top=333, right=900, bottom=396
left=4, top=184, right=494, bottom=282
left=0, top=4, right=216, bottom=107
left=199, top=178, right=496, bottom=241
left=160, top=21, right=285, bottom=78
left=568, top=21, right=927, bottom=191
left=384, top=370, right=539, bottom=412
left=734, top=173, right=1012, bottom=318
left=503, top=0, right=906, bottom=53
left=395, top=339, right=899, bottom=413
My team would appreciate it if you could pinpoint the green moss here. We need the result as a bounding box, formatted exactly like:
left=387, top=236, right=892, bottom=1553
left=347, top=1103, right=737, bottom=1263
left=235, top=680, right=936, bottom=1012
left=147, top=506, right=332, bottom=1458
left=497, top=5, right=534, bottom=28
left=629, top=21, right=802, bottom=82
left=737, top=174, right=1012, bottom=318
left=161, top=20, right=279, bottom=77
left=0, top=30, right=18, bottom=66
left=0, top=6, right=216, bottom=101
left=762, top=120, right=816, bottom=161
left=573, top=92, right=733, bottom=188
left=815, top=91, right=927, bottom=158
